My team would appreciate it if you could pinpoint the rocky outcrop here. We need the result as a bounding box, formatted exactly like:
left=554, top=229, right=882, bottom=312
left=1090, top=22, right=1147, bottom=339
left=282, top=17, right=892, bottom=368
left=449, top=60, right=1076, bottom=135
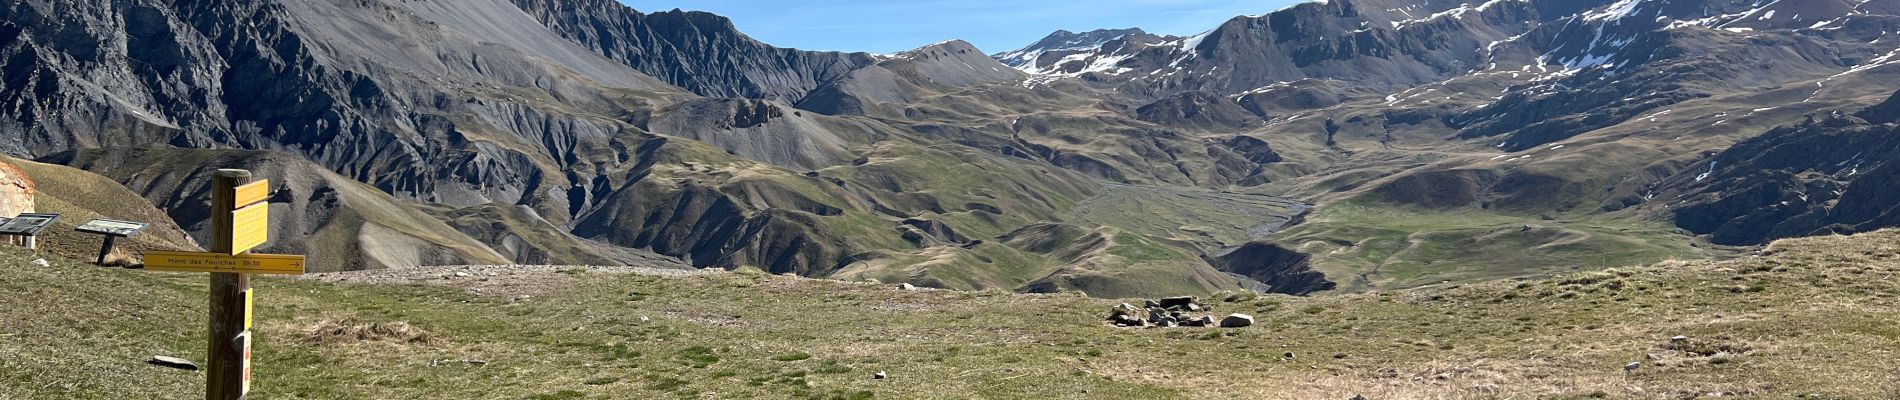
left=1203, top=242, right=1336, bottom=295
left=797, top=40, right=1026, bottom=116
left=0, top=159, right=33, bottom=216
left=434, top=203, right=683, bottom=267
left=896, top=218, right=968, bottom=245
left=999, top=0, right=1612, bottom=98
left=507, top=0, right=876, bottom=102
left=572, top=177, right=852, bottom=276
left=1448, top=18, right=1849, bottom=151
left=1233, top=79, right=1362, bottom=117
left=1663, top=107, right=1900, bottom=245
left=1859, top=89, right=1900, bottom=124
left=1220, top=136, right=1283, bottom=165
left=993, top=28, right=1178, bottom=75
left=1103, top=297, right=1239, bottom=328
left=1135, top=91, right=1259, bottom=130
left=647, top=98, right=859, bottom=170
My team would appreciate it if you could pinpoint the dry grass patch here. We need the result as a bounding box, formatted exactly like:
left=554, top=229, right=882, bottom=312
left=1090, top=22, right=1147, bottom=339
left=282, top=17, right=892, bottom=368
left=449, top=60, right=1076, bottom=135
left=299, top=318, right=438, bottom=346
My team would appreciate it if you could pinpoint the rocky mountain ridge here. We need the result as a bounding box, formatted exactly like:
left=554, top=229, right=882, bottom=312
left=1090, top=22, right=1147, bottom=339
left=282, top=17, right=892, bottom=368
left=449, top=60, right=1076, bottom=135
left=6, top=0, right=1900, bottom=296
left=508, top=0, right=879, bottom=102
left=991, top=0, right=1900, bottom=289
left=0, top=0, right=1319, bottom=297
left=1661, top=89, right=1900, bottom=245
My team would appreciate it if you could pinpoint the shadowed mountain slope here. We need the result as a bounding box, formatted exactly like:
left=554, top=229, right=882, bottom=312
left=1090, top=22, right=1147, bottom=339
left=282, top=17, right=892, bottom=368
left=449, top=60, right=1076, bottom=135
left=508, top=0, right=878, bottom=102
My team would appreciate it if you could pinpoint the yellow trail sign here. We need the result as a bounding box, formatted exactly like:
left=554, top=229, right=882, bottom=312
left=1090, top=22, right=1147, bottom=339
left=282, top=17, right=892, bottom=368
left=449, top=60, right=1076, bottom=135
left=230, top=203, right=268, bottom=255
left=144, top=251, right=305, bottom=275
left=233, top=179, right=270, bottom=208
left=244, top=288, right=254, bottom=329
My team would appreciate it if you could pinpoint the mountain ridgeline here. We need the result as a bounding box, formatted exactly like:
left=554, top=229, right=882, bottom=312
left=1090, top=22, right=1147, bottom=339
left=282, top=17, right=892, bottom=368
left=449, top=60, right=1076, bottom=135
left=3, top=0, right=1899, bottom=296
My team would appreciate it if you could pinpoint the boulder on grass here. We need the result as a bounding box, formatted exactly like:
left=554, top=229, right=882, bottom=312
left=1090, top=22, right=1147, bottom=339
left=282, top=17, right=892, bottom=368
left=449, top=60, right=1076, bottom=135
left=1219, top=313, right=1255, bottom=328
left=1158, top=296, right=1197, bottom=310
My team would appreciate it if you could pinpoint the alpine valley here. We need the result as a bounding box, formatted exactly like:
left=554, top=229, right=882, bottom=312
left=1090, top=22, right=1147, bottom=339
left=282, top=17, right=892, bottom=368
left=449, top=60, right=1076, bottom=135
left=6, top=0, right=1900, bottom=298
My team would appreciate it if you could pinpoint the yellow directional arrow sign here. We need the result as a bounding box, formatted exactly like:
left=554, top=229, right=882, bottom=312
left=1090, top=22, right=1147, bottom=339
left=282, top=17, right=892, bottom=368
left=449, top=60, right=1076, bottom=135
left=232, top=180, right=270, bottom=209
left=229, top=203, right=268, bottom=255
left=143, top=251, right=306, bottom=275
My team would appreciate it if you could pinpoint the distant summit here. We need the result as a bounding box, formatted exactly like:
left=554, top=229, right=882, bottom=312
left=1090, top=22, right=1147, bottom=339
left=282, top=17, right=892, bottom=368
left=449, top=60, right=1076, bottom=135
left=991, top=28, right=1177, bottom=74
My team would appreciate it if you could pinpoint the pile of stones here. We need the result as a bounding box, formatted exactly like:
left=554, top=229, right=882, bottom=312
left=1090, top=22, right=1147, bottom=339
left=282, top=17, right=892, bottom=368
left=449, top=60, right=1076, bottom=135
left=1105, top=296, right=1254, bottom=328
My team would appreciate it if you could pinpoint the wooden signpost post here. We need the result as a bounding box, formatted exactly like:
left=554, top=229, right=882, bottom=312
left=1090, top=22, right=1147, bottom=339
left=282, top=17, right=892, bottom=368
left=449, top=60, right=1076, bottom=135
left=139, top=169, right=305, bottom=400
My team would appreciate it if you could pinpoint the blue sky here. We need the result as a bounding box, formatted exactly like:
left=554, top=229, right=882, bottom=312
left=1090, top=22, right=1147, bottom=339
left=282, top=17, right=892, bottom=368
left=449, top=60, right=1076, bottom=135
left=618, top=0, right=1306, bottom=54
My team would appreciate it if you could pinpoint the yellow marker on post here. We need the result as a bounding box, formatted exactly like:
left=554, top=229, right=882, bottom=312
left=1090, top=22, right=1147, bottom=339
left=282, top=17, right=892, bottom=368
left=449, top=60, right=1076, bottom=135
left=131, top=170, right=304, bottom=399
left=244, top=289, right=254, bottom=329
left=229, top=203, right=268, bottom=255
left=232, top=180, right=270, bottom=209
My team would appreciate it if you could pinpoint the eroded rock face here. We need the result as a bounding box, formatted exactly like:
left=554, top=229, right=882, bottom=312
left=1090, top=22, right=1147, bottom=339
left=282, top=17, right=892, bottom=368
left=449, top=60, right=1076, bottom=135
left=647, top=98, right=858, bottom=170
left=571, top=176, right=853, bottom=276
left=1135, top=91, right=1259, bottom=130
left=1203, top=242, right=1336, bottom=295
left=796, top=40, right=1026, bottom=117
left=1663, top=105, right=1900, bottom=245
left=0, top=0, right=685, bottom=212
left=0, top=160, right=35, bottom=216
left=508, top=0, right=876, bottom=102
left=898, top=218, right=968, bottom=245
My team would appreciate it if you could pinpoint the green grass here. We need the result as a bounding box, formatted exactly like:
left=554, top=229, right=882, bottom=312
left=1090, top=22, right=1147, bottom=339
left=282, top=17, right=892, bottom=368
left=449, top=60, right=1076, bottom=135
left=1071, top=183, right=1305, bottom=251
left=2, top=230, right=1899, bottom=398
left=1107, top=233, right=1188, bottom=262
left=1276, top=199, right=1719, bottom=291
